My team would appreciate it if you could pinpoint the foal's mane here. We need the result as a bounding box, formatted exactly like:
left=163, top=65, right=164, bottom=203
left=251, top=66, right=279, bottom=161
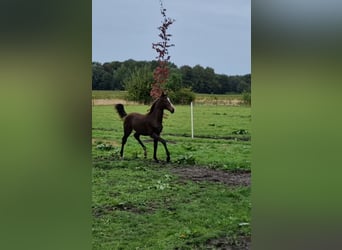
left=147, top=97, right=161, bottom=114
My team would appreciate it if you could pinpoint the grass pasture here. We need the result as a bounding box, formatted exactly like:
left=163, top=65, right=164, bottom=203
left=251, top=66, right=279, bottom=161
left=92, top=100, right=251, bottom=249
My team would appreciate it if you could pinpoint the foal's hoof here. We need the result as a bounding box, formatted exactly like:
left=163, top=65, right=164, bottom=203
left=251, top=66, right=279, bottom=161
left=154, top=158, right=159, bottom=163
left=166, top=157, right=170, bottom=163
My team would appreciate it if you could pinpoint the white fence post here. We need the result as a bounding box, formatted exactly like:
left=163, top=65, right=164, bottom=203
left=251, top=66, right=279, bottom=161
left=191, top=102, right=194, bottom=139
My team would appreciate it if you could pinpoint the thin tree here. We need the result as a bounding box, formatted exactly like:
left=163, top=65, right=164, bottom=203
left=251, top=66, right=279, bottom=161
left=150, top=0, right=175, bottom=99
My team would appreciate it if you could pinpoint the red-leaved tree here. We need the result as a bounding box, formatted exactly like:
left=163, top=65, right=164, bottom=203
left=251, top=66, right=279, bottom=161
left=150, top=0, right=175, bottom=99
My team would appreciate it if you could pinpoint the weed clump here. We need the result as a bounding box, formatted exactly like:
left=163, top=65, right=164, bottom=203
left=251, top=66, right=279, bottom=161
left=175, top=154, right=196, bottom=165
left=96, top=143, right=113, bottom=151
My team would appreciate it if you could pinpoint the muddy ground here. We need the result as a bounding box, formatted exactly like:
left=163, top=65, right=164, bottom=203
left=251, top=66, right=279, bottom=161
left=171, top=166, right=251, bottom=249
left=205, top=235, right=251, bottom=250
left=170, top=166, right=251, bottom=187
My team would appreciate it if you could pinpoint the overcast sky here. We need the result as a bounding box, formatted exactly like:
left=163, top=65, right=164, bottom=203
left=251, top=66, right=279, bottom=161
left=92, top=0, right=250, bottom=76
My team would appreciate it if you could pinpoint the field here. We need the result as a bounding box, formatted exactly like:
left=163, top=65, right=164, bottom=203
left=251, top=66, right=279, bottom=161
left=92, top=90, right=244, bottom=106
left=92, top=90, right=128, bottom=100
left=92, top=96, right=251, bottom=249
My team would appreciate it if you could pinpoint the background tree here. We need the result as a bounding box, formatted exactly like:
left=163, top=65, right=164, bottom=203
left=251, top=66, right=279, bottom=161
left=92, top=60, right=251, bottom=95
left=112, top=63, right=133, bottom=90
left=191, top=65, right=206, bottom=93
left=165, top=67, right=182, bottom=91
left=92, top=62, right=103, bottom=90
left=180, top=65, right=194, bottom=88
left=216, top=74, right=230, bottom=93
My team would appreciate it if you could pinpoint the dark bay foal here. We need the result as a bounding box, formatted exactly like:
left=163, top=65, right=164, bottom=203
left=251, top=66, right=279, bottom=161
left=115, top=93, right=175, bottom=162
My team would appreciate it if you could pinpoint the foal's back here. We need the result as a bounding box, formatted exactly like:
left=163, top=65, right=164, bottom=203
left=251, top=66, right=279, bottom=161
left=124, top=112, right=155, bottom=136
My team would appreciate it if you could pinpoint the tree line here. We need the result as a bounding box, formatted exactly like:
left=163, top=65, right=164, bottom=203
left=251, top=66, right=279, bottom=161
left=92, top=59, right=250, bottom=94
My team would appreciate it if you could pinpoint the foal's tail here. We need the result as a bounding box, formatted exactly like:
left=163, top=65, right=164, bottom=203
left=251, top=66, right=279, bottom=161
left=115, top=104, right=127, bottom=119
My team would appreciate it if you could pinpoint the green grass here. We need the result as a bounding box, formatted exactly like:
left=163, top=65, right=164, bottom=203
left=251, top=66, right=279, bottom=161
left=92, top=162, right=250, bottom=249
left=93, top=104, right=251, bottom=169
left=92, top=103, right=251, bottom=249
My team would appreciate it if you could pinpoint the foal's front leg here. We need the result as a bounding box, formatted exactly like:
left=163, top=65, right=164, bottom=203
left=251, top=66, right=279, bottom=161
left=152, top=133, right=171, bottom=163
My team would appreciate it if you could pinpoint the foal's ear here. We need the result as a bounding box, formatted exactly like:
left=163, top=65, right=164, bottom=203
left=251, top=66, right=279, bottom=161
left=161, top=91, right=166, bottom=97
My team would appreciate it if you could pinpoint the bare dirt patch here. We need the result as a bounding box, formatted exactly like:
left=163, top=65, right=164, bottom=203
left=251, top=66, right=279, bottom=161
left=92, top=203, right=155, bottom=217
left=92, top=138, right=120, bottom=147
left=170, top=167, right=250, bottom=187
left=206, top=235, right=251, bottom=250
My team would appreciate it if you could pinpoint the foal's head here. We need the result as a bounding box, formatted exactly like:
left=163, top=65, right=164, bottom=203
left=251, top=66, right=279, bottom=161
left=155, top=92, right=175, bottom=114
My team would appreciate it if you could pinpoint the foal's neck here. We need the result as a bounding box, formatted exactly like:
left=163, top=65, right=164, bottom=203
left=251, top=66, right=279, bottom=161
left=149, top=105, right=164, bottom=123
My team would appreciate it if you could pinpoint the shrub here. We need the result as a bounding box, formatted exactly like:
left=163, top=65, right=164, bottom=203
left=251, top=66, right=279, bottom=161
left=242, top=91, right=251, bottom=105
left=124, top=65, right=153, bottom=104
left=168, top=88, right=195, bottom=104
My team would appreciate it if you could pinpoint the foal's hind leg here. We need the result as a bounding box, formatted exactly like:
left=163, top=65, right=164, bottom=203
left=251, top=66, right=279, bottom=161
left=120, top=128, right=132, bottom=159
left=134, top=133, right=147, bottom=158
